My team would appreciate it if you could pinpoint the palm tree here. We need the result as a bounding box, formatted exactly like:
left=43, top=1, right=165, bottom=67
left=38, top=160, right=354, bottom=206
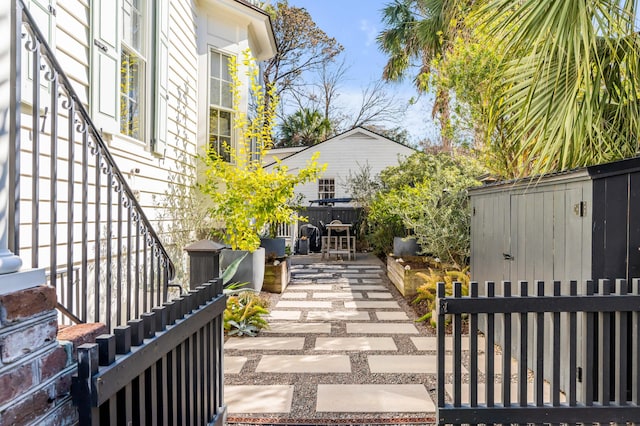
left=377, top=0, right=466, bottom=151
left=475, top=0, right=640, bottom=174
left=278, top=108, right=332, bottom=147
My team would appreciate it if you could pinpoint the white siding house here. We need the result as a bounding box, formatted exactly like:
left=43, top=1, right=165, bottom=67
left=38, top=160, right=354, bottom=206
left=264, top=127, right=417, bottom=206
left=2, top=0, right=275, bottom=321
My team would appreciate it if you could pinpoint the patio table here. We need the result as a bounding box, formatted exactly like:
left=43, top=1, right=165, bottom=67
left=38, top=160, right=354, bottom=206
left=325, top=223, right=353, bottom=260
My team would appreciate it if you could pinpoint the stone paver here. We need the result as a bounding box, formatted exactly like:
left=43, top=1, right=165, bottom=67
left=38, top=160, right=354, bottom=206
left=376, top=311, right=410, bottom=321
left=275, top=300, right=333, bottom=309
left=346, top=322, right=419, bottom=334
left=226, top=385, right=294, bottom=413
left=316, top=384, right=435, bottom=412
left=281, top=292, right=308, bottom=299
left=369, top=355, right=468, bottom=374
left=411, top=336, right=487, bottom=351
left=315, top=337, right=397, bottom=351
left=366, top=292, right=394, bottom=299
left=225, top=337, right=305, bottom=351
left=312, top=292, right=362, bottom=299
left=287, top=284, right=333, bottom=290
left=224, top=356, right=247, bottom=374
left=306, top=310, right=370, bottom=321
left=267, top=310, right=302, bottom=321
left=344, top=300, right=400, bottom=309
left=340, top=284, right=387, bottom=291
left=264, top=322, right=332, bottom=334
left=257, top=355, right=351, bottom=373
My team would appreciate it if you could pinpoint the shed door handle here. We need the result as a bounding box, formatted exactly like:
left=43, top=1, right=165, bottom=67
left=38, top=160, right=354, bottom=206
left=503, top=253, right=514, bottom=261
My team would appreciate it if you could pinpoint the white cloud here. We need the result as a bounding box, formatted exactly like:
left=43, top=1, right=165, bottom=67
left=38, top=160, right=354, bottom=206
left=359, top=19, right=378, bottom=47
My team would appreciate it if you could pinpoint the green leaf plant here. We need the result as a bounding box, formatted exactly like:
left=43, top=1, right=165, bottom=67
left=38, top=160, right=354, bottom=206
left=200, top=50, right=326, bottom=252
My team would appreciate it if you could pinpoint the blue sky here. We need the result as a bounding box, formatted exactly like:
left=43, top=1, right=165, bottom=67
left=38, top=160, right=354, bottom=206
left=286, top=0, right=436, bottom=144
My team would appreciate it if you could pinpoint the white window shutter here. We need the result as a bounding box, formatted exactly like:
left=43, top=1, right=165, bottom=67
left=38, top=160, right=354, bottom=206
left=152, top=0, right=170, bottom=156
left=22, top=0, right=56, bottom=104
left=90, top=0, right=120, bottom=134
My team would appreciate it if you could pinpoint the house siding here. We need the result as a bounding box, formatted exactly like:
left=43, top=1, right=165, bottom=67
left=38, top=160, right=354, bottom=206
left=14, top=0, right=273, bottom=284
left=265, top=129, right=416, bottom=205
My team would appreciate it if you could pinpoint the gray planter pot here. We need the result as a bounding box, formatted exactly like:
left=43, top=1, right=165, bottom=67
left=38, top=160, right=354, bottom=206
left=260, top=237, right=286, bottom=258
left=220, top=248, right=265, bottom=292
left=393, top=236, right=420, bottom=257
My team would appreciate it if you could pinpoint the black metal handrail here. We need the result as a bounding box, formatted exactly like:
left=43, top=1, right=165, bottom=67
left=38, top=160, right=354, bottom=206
left=10, top=0, right=176, bottom=331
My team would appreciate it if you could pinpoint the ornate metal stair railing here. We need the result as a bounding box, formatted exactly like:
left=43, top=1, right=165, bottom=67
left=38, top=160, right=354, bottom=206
left=10, top=0, right=176, bottom=331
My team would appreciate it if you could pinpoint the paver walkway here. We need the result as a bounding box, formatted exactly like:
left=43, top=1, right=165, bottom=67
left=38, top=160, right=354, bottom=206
left=223, top=255, right=440, bottom=425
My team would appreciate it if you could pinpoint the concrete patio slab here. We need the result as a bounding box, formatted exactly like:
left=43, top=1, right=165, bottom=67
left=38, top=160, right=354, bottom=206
left=315, top=337, right=397, bottom=351
left=224, top=356, right=247, bottom=374
left=344, top=301, right=400, bottom=309
left=306, top=311, right=371, bottom=321
left=275, top=300, right=333, bottom=309
left=316, top=384, right=435, bottom=412
left=225, top=337, right=305, bottom=351
left=375, top=311, right=410, bottom=321
left=264, top=322, right=332, bottom=334
left=410, top=336, right=487, bottom=352
left=287, top=284, right=333, bottom=291
left=267, top=310, right=302, bottom=321
left=366, top=292, right=393, bottom=299
left=312, top=292, right=363, bottom=299
left=257, top=355, right=351, bottom=373
left=346, top=323, right=419, bottom=334
left=368, top=355, right=468, bottom=374
left=225, top=385, right=294, bottom=413
left=281, top=292, right=308, bottom=299
left=340, top=285, right=387, bottom=291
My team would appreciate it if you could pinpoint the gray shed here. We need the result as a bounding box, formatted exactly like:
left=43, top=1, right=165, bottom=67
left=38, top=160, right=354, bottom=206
left=469, top=156, right=640, bottom=399
left=471, top=156, right=640, bottom=286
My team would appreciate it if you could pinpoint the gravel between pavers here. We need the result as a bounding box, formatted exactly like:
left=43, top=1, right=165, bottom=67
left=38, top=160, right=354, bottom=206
left=224, top=259, right=440, bottom=426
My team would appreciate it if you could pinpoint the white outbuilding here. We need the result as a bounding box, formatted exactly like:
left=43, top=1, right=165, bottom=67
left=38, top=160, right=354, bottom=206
left=264, top=127, right=417, bottom=206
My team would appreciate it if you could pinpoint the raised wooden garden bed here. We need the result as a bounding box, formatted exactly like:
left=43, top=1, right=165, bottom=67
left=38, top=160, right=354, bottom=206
left=386, top=255, right=428, bottom=298
left=262, top=257, right=290, bottom=294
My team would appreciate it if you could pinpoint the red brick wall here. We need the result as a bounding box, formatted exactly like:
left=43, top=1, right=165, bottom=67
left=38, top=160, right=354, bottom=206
left=0, top=286, right=77, bottom=426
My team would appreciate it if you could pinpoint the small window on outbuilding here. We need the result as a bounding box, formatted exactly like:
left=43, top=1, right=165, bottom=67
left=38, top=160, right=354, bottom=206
left=318, top=178, right=335, bottom=202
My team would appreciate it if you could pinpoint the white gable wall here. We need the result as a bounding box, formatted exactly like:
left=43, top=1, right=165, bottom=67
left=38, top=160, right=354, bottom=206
left=266, top=129, right=416, bottom=206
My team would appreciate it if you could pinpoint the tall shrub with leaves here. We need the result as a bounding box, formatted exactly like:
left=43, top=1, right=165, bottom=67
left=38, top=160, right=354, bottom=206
left=367, top=152, right=485, bottom=267
left=200, top=52, right=326, bottom=251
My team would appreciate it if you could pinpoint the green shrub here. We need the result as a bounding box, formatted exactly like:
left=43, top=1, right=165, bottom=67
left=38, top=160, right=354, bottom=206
left=224, top=291, right=270, bottom=337
left=412, top=268, right=470, bottom=326
left=366, top=152, right=485, bottom=267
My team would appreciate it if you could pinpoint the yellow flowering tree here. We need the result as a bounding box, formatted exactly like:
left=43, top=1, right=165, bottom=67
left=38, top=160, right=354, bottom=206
left=200, top=51, right=325, bottom=251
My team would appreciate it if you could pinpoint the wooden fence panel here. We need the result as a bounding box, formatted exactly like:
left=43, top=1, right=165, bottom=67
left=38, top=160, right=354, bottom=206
left=437, top=278, right=640, bottom=425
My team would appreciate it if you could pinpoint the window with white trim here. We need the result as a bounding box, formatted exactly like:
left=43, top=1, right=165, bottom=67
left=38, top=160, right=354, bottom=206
left=91, top=0, right=168, bottom=155
left=318, top=178, right=335, bottom=201
left=208, top=50, right=233, bottom=162
left=120, top=0, right=146, bottom=140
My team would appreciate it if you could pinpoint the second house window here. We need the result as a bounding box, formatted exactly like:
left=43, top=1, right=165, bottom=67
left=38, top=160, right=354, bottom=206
left=120, top=0, right=146, bottom=140
left=208, top=50, right=233, bottom=162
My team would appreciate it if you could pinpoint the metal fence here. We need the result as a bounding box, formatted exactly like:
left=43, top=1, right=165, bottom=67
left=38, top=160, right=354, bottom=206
left=72, top=279, right=226, bottom=425
left=11, top=0, right=175, bottom=331
left=437, top=279, right=640, bottom=425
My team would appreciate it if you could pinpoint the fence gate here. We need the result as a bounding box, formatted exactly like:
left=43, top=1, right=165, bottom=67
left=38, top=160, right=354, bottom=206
left=72, top=279, right=226, bottom=425
left=437, top=278, right=640, bottom=425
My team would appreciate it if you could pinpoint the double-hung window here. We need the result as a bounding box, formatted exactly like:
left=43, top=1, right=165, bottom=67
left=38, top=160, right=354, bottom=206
left=208, top=50, right=233, bottom=162
left=120, top=0, right=146, bottom=140
left=91, top=0, right=168, bottom=155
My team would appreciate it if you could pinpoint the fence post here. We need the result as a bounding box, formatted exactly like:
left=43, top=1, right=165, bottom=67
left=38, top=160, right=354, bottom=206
left=72, top=343, right=99, bottom=425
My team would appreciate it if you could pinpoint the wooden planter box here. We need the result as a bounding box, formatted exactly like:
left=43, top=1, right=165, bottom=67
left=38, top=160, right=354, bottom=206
left=386, top=255, right=427, bottom=298
left=262, top=257, right=290, bottom=294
